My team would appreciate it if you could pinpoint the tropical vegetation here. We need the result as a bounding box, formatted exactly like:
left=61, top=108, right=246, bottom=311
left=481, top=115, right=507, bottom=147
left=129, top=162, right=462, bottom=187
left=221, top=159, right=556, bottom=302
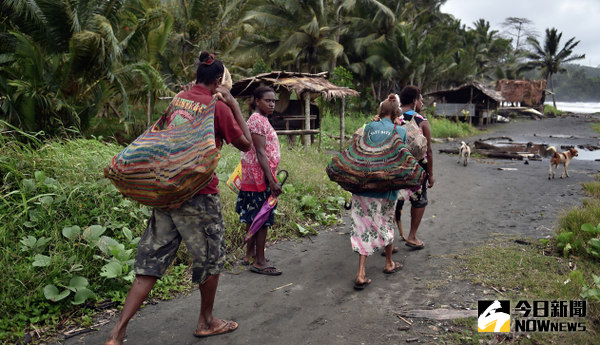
left=3, top=0, right=585, bottom=135
left=0, top=0, right=595, bottom=343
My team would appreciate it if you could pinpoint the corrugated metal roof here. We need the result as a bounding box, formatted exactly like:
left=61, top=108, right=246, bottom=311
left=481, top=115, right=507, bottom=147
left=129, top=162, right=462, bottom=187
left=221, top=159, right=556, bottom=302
left=424, top=82, right=504, bottom=102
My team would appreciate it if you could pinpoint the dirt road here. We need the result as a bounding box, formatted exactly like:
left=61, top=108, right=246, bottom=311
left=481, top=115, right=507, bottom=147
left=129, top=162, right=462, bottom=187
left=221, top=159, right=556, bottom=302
left=62, top=116, right=599, bottom=345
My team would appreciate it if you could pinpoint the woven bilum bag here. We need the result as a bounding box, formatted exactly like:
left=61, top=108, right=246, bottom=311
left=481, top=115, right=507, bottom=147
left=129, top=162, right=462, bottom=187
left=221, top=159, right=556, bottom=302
left=104, top=96, right=220, bottom=209
left=403, top=116, right=427, bottom=160
left=326, top=122, right=426, bottom=193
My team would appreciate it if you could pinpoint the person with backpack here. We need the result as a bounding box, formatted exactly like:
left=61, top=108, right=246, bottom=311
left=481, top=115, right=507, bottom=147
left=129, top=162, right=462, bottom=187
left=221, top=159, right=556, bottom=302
left=105, top=52, right=252, bottom=345
left=350, top=94, right=407, bottom=290
left=395, top=85, right=435, bottom=249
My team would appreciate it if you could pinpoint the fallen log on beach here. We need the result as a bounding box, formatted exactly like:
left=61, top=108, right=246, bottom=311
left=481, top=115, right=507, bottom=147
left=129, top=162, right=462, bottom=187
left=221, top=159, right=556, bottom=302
left=487, top=152, right=524, bottom=160
left=474, top=141, right=499, bottom=150
left=479, top=136, right=514, bottom=142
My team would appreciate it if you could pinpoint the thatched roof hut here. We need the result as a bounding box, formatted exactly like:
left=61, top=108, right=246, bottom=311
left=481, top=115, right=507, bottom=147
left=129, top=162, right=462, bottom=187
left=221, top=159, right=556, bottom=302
left=230, top=71, right=359, bottom=100
left=495, top=79, right=547, bottom=108
left=231, top=71, right=359, bottom=151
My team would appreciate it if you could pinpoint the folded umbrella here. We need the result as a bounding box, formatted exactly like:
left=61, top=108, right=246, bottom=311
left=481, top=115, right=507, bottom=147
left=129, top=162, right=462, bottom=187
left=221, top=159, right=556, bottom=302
left=245, top=170, right=288, bottom=242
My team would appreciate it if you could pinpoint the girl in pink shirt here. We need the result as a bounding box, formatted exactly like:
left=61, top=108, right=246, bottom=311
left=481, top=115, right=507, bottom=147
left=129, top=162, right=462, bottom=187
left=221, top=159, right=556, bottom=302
left=236, top=86, right=283, bottom=275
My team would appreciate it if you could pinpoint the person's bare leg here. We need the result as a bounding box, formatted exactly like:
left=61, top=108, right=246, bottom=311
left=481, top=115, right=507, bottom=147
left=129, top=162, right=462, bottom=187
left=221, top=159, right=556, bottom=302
left=195, top=274, right=236, bottom=335
left=105, top=275, right=158, bottom=345
left=395, top=202, right=407, bottom=241
left=244, top=224, right=255, bottom=263
left=406, top=206, right=425, bottom=246
left=356, top=254, right=370, bottom=284
left=384, top=243, right=395, bottom=271
left=253, top=226, right=280, bottom=273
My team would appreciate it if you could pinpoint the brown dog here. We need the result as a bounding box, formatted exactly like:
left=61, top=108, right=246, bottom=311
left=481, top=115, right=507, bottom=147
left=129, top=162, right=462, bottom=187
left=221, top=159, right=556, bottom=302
left=547, top=146, right=578, bottom=179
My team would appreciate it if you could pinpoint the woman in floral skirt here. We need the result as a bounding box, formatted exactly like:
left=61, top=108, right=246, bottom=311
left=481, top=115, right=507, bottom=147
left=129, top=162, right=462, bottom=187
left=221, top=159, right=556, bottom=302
left=351, top=94, right=407, bottom=289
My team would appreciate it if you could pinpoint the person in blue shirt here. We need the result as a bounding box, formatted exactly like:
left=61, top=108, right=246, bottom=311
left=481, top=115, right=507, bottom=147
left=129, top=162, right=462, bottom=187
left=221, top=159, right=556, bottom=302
left=350, top=94, right=407, bottom=290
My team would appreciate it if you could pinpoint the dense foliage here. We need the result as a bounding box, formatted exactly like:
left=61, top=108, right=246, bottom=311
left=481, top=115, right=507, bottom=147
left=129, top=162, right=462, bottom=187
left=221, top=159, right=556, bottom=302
left=4, top=0, right=581, bottom=134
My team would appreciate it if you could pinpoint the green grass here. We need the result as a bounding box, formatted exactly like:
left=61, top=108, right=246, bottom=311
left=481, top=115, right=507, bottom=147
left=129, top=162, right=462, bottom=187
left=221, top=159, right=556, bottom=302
left=428, top=116, right=480, bottom=138
left=0, top=125, right=348, bottom=343
left=321, top=110, right=371, bottom=136
left=582, top=174, right=600, bottom=197
left=453, top=242, right=600, bottom=344
left=554, top=173, right=600, bottom=258
left=544, top=104, right=565, bottom=116
left=590, top=123, right=600, bottom=135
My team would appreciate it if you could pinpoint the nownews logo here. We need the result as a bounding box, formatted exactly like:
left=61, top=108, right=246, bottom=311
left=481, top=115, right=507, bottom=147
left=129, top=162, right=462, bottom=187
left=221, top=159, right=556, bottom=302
left=478, top=300, right=510, bottom=332
left=478, top=300, right=587, bottom=333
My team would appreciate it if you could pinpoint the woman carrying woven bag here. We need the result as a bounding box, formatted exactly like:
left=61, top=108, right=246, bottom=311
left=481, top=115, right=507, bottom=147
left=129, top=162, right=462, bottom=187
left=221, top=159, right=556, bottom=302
left=349, top=94, right=408, bottom=290
left=105, top=52, right=253, bottom=345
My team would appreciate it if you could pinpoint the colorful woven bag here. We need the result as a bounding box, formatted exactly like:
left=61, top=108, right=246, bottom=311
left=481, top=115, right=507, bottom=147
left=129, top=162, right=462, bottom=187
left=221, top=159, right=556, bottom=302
left=326, top=122, right=425, bottom=193
left=104, top=96, right=221, bottom=209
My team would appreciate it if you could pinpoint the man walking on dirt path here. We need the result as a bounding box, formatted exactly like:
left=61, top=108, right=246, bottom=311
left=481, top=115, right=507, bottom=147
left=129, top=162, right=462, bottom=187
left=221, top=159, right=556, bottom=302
left=105, top=52, right=253, bottom=345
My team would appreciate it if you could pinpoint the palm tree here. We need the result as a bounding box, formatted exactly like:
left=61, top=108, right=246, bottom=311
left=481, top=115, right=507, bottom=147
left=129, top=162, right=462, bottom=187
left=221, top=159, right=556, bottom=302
left=519, top=28, right=585, bottom=108
left=240, top=0, right=343, bottom=73
left=0, top=0, right=172, bottom=133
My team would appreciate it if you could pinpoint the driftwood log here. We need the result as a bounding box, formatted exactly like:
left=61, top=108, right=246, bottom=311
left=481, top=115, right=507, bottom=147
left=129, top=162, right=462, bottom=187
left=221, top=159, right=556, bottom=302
left=474, top=141, right=500, bottom=150
left=479, top=136, right=514, bottom=142
left=487, top=152, right=524, bottom=160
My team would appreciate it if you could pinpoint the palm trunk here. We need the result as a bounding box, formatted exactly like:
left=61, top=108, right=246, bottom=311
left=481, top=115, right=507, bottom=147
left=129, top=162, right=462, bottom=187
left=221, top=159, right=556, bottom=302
left=549, top=73, right=556, bottom=108
left=371, top=82, right=377, bottom=102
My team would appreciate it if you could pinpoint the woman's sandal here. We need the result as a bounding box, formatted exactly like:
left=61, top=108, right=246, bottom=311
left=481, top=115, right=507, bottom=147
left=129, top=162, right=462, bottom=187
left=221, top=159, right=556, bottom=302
left=250, top=265, right=282, bottom=275
left=383, top=262, right=403, bottom=274
left=405, top=242, right=425, bottom=249
left=354, top=278, right=371, bottom=290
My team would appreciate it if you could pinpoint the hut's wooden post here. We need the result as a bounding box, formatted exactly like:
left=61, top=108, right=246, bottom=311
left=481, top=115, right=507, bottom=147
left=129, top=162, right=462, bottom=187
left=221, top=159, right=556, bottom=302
left=340, top=96, right=345, bottom=153
left=319, top=96, right=324, bottom=151
left=304, top=91, right=310, bottom=151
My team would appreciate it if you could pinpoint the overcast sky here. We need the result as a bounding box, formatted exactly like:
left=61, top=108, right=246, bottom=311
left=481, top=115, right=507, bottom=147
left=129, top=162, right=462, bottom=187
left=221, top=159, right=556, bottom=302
left=440, top=0, right=600, bottom=68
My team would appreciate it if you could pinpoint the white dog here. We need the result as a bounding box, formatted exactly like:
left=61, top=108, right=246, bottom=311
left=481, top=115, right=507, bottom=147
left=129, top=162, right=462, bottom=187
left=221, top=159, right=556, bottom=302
left=458, top=141, right=471, bottom=166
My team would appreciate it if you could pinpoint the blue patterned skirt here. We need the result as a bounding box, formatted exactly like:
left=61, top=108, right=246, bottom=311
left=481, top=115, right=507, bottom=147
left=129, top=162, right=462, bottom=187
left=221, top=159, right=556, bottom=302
left=235, top=184, right=277, bottom=227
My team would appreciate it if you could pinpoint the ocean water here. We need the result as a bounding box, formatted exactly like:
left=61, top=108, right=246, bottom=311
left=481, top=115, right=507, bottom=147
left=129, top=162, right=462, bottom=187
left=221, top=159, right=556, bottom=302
left=546, top=101, right=600, bottom=114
